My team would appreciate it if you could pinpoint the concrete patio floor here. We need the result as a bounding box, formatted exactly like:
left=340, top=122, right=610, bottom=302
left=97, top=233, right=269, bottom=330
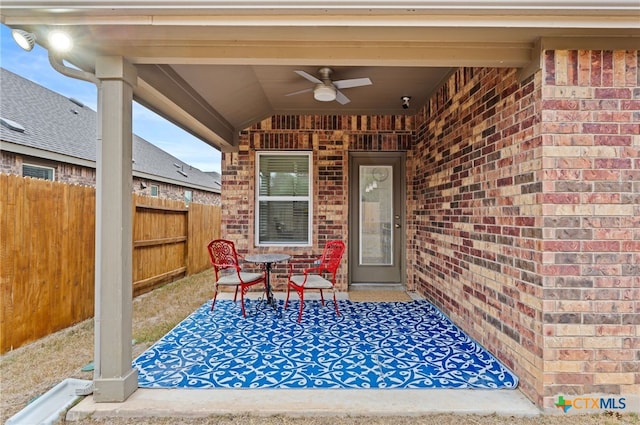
left=67, top=387, right=540, bottom=421
left=67, top=291, right=541, bottom=421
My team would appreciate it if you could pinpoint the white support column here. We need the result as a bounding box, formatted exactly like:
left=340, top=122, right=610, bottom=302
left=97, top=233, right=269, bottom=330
left=93, top=56, right=138, bottom=402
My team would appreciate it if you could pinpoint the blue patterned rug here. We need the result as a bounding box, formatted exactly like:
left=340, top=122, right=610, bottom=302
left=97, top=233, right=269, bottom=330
left=133, top=299, right=518, bottom=389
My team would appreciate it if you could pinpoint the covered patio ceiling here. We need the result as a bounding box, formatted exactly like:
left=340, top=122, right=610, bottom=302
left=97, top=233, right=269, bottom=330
left=1, top=1, right=638, bottom=152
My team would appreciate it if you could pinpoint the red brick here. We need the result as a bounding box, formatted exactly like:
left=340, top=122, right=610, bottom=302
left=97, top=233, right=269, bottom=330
left=621, top=100, right=640, bottom=110
left=542, top=100, right=580, bottom=110
left=582, top=123, right=620, bottom=134
left=582, top=241, right=621, bottom=252
left=621, top=123, right=640, bottom=134
left=616, top=355, right=640, bottom=370
left=594, top=135, right=632, bottom=146
left=585, top=362, right=620, bottom=373
left=554, top=372, right=594, bottom=385
left=544, top=241, right=581, bottom=252
left=594, top=88, right=632, bottom=99
left=583, top=170, right=621, bottom=180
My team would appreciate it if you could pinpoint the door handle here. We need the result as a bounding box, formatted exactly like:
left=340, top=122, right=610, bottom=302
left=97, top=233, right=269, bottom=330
left=395, top=223, right=401, bottom=229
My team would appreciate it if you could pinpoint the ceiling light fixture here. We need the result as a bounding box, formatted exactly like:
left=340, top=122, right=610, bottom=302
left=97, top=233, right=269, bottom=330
left=48, top=30, right=73, bottom=53
left=12, top=29, right=36, bottom=52
left=314, top=84, right=337, bottom=102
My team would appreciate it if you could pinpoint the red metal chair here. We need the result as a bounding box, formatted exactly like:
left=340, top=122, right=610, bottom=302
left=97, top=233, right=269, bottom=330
left=285, top=240, right=346, bottom=322
left=207, top=239, right=266, bottom=317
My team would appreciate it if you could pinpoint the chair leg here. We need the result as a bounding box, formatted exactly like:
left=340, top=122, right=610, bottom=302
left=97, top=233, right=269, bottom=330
left=319, top=289, right=325, bottom=306
left=233, top=286, right=239, bottom=302
left=240, top=284, right=249, bottom=318
left=240, top=293, right=246, bottom=318
left=332, top=290, right=340, bottom=317
left=211, top=284, right=219, bottom=311
left=284, top=284, right=291, bottom=310
left=297, top=291, right=304, bottom=323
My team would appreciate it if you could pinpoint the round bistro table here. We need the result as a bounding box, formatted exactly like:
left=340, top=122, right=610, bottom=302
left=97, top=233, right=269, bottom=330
left=244, top=253, right=291, bottom=312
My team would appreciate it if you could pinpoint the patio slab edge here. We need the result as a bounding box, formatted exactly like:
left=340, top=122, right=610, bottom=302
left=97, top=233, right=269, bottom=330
left=66, top=388, right=541, bottom=421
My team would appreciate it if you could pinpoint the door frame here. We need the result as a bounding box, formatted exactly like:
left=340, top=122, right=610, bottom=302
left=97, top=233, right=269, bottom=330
left=348, top=151, right=406, bottom=289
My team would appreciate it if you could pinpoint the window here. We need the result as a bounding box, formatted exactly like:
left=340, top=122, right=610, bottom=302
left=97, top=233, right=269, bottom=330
left=23, top=164, right=54, bottom=181
left=184, top=190, right=193, bottom=205
left=150, top=184, right=159, bottom=197
left=256, top=152, right=312, bottom=246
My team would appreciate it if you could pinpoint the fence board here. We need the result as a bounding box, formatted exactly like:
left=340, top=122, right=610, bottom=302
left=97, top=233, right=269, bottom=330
left=1, top=175, right=220, bottom=353
left=132, top=195, right=189, bottom=296
left=0, top=176, right=96, bottom=352
left=187, top=201, right=221, bottom=274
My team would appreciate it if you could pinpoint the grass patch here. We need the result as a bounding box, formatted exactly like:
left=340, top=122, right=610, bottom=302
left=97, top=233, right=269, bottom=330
left=134, top=322, right=179, bottom=345
left=1, top=270, right=213, bottom=422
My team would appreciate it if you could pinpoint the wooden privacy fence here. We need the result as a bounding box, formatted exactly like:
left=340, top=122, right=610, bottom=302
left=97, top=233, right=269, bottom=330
left=0, top=174, right=221, bottom=353
left=1, top=175, right=95, bottom=354
left=132, top=194, right=221, bottom=296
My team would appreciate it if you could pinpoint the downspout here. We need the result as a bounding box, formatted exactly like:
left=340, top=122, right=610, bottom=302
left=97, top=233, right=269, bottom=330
left=49, top=51, right=102, bottom=380
left=48, top=52, right=99, bottom=85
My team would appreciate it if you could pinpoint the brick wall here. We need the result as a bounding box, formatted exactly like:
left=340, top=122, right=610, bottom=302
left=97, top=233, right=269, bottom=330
left=0, top=151, right=16, bottom=175
left=220, top=50, right=638, bottom=409
left=57, top=162, right=97, bottom=185
left=540, top=50, right=639, bottom=410
left=410, top=67, right=545, bottom=405
left=132, top=177, right=220, bottom=206
left=0, top=152, right=97, bottom=185
left=222, top=115, right=412, bottom=289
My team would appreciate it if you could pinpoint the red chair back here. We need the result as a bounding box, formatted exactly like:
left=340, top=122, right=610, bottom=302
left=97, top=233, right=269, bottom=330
left=318, top=240, right=346, bottom=279
left=207, top=239, right=240, bottom=279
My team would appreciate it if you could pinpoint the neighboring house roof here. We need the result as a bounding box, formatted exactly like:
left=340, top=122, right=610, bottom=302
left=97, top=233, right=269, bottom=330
left=0, top=68, right=220, bottom=193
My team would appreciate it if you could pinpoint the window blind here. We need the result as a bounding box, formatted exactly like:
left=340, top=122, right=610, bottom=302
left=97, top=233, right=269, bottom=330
left=257, top=153, right=311, bottom=245
left=258, top=155, right=309, bottom=197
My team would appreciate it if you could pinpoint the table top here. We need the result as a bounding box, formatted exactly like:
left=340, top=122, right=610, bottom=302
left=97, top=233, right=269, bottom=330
left=244, top=253, right=291, bottom=263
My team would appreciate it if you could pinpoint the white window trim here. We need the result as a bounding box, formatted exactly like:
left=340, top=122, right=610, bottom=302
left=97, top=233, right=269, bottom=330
left=255, top=151, right=313, bottom=247
left=150, top=184, right=159, bottom=197
left=22, top=163, right=55, bottom=181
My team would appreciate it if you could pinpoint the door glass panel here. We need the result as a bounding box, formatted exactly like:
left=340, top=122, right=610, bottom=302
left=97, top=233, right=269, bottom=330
left=359, top=165, right=393, bottom=265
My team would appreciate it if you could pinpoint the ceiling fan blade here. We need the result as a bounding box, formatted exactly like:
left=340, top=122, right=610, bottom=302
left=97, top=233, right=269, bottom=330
left=285, top=88, right=313, bottom=97
left=335, top=90, right=351, bottom=105
left=294, top=70, right=323, bottom=84
left=333, top=77, right=372, bottom=89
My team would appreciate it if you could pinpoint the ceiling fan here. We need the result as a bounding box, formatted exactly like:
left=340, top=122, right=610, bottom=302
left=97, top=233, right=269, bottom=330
left=286, top=67, right=373, bottom=105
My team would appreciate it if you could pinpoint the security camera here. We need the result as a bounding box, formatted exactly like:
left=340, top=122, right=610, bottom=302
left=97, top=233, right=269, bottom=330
left=401, top=96, right=411, bottom=109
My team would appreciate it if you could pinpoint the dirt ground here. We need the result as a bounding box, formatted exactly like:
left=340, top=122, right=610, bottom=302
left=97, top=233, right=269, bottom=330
left=1, top=272, right=637, bottom=425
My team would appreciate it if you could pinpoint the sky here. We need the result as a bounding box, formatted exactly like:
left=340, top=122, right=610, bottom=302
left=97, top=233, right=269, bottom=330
left=0, top=24, right=222, bottom=173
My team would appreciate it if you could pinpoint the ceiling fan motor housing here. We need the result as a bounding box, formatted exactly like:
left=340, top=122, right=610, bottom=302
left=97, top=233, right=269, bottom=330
left=314, top=83, right=337, bottom=102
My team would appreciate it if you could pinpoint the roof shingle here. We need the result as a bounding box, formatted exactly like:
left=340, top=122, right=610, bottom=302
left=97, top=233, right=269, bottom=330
left=0, top=68, right=220, bottom=192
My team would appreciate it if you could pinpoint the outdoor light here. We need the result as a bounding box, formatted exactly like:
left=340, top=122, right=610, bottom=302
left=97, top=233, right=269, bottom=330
left=313, top=84, right=337, bottom=102
left=12, top=29, right=36, bottom=52
left=48, top=30, right=73, bottom=53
